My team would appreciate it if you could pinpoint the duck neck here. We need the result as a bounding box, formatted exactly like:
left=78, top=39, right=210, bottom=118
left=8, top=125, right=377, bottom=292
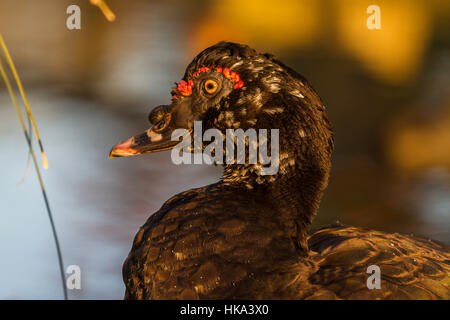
left=220, top=115, right=333, bottom=251
left=222, top=151, right=331, bottom=252
left=267, top=166, right=330, bottom=250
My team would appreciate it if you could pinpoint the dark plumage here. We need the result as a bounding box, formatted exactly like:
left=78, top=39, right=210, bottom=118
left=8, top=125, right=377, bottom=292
left=110, top=42, right=450, bottom=299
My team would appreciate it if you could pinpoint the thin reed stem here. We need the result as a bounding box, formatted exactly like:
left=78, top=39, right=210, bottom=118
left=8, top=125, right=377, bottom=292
left=0, top=44, right=68, bottom=300
left=0, top=33, right=48, bottom=169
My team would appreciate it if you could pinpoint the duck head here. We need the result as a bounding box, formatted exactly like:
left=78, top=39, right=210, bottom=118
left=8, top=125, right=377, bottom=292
left=110, top=42, right=334, bottom=191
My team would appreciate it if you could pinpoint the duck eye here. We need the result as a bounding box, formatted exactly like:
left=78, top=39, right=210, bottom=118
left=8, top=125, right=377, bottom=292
left=203, top=79, right=218, bottom=95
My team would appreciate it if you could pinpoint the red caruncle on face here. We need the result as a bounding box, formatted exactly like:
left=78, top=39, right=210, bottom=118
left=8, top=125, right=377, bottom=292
left=173, top=66, right=244, bottom=99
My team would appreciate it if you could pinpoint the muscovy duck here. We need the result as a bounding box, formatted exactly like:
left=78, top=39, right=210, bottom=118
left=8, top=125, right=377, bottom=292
left=110, top=42, right=450, bottom=299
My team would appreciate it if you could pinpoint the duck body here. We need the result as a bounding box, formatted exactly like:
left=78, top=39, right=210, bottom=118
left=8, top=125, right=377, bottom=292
left=123, top=183, right=450, bottom=300
left=111, top=42, right=450, bottom=300
left=123, top=182, right=316, bottom=300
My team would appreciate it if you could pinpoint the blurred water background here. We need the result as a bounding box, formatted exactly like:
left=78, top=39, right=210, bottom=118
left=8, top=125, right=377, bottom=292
left=0, top=0, right=449, bottom=299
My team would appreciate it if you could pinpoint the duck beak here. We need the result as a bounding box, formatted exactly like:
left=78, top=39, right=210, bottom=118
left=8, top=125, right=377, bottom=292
left=109, top=109, right=188, bottom=158
left=109, top=127, right=178, bottom=159
left=110, top=99, right=198, bottom=159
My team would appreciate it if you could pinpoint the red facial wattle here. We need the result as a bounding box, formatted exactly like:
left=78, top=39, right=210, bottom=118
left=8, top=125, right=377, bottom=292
left=173, top=66, right=244, bottom=99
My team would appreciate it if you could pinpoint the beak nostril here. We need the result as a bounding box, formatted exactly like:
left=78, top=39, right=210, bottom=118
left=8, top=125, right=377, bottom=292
left=154, top=120, right=165, bottom=131
left=152, top=113, right=171, bottom=132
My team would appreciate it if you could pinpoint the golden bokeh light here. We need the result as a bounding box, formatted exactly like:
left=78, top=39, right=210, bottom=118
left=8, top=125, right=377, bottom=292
left=334, top=0, right=432, bottom=84
left=189, top=0, right=320, bottom=54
